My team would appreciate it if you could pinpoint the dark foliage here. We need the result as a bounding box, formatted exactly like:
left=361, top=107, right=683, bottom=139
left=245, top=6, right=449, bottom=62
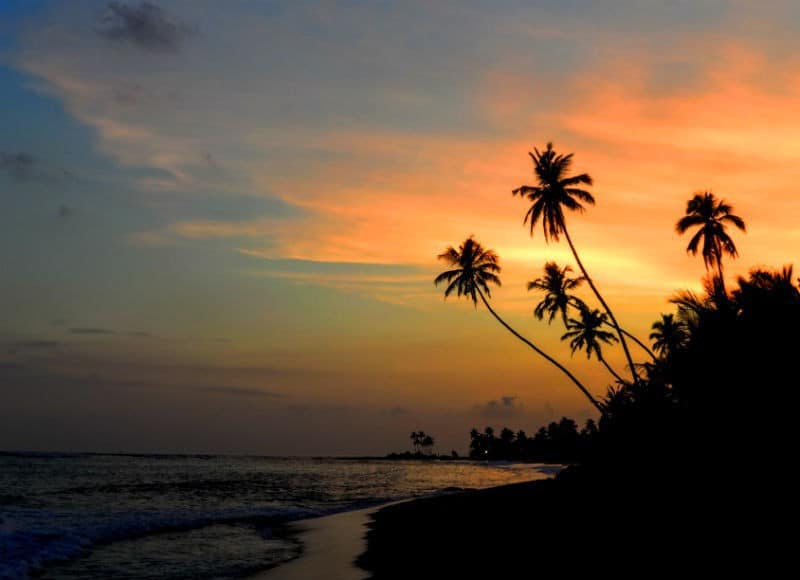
left=468, top=419, right=597, bottom=462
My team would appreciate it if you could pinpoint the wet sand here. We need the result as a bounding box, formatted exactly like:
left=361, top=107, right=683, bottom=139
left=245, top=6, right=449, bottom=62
left=253, top=505, right=385, bottom=580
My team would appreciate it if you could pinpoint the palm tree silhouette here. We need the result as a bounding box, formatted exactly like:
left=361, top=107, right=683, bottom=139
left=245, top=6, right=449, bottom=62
left=512, top=143, right=638, bottom=383
left=527, top=262, right=587, bottom=326
left=421, top=434, right=435, bottom=455
left=434, top=236, right=603, bottom=413
left=649, top=314, right=688, bottom=360
left=561, top=308, right=625, bottom=383
left=528, top=261, right=655, bottom=360
left=676, top=191, right=746, bottom=292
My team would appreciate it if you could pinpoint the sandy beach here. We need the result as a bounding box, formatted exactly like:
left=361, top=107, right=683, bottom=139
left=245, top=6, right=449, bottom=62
left=252, top=505, right=385, bottom=580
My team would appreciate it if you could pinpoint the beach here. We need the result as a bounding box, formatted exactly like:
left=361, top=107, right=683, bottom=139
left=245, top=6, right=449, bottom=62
left=257, top=479, right=568, bottom=579
left=252, top=505, right=380, bottom=580
left=1, top=454, right=554, bottom=578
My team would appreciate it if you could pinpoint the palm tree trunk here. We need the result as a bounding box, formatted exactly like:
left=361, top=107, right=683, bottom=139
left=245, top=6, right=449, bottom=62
left=562, top=228, right=639, bottom=384
left=477, top=288, right=604, bottom=414
left=616, top=326, right=657, bottom=361
left=599, top=355, right=625, bottom=383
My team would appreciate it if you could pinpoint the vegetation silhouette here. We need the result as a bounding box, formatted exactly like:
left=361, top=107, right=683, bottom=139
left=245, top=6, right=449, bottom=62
left=386, top=431, right=439, bottom=459
left=468, top=418, right=597, bottom=462
left=527, top=261, right=586, bottom=326
left=561, top=308, right=624, bottom=383
left=528, top=261, right=656, bottom=359
left=512, top=143, right=639, bottom=383
left=434, top=236, right=604, bottom=413
left=649, top=313, right=688, bottom=360
left=676, top=191, right=746, bottom=293
left=365, top=144, right=793, bottom=578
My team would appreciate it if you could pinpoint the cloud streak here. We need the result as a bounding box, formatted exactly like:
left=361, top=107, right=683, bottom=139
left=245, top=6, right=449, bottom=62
left=7, top=340, right=61, bottom=349
left=191, top=385, right=284, bottom=398
left=69, top=327, right=117, bottom=335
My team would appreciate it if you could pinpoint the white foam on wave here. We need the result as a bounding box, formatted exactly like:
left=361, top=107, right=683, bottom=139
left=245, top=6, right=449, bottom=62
left=0, top=504, right=316, bottom=579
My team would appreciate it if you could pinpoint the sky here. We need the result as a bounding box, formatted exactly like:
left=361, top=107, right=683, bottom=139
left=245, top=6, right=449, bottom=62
left=2, top=0, right=799, bottom=455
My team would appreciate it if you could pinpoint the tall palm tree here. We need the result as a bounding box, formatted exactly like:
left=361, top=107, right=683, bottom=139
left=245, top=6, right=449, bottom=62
left=561, top=308, right=625, bottom=383
left=528, top=261, right=656, bottom=360
left=676, top=191, right=746, bottom=291
left=434, top=236, right=603, bottom=413
left=513, top=143, right=638, bottom=383
left=649, top=313, right=688, bottom=360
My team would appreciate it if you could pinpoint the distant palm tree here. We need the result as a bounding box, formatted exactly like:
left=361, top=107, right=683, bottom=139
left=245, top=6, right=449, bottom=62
left=561, top=308, right=625, bottom=383
left=528, top=261, right=656, bottom=360
left=676, top=191, right=746, bottom=291
left=513, top=143, right=638, bottom=384
left=649, top=314, right=688, bottom=360
left=421, top=435, right=435, bottom=455
left=410, top=431, right=422, bottom=454
left=435, top=236, right=603, bottom=413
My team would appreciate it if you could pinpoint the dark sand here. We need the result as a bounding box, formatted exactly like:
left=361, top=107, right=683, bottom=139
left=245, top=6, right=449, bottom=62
left=357, top=469, right=698, bottom=578
left=256, top=466, right=724, bottom=578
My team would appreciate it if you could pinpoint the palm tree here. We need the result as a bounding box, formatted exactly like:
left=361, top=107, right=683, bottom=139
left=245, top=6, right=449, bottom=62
left=410, top=431, right=422, bottom=454
left=561, top=308, right=625, bottom=383
left=512, top=143, right=638, bottom=384
left=649, top=314, right=688, bottom=360
left=527, top=261, right=586, bottom=326
left=421, top=435, right=435, bottom=455
left=528, top=261, right=656, bottom=360
left=435, top=236, right=603, bottom=413
left=676, top=191, right=746, bottom=291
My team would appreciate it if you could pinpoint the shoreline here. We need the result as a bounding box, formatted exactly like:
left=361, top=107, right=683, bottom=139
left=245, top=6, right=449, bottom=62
left=252, top=463, right=561, bottom=579
left=250, top=503, right=401, bottom=580
left=253, top=476, right=559, bottom=579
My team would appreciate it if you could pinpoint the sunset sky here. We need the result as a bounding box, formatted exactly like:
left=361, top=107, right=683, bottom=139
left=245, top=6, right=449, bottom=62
left=2, top=0, right=798, bottom=455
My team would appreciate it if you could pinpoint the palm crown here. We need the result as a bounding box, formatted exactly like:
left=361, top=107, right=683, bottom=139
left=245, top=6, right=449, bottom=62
left=649, top=313, right=688, bottom=359
left=561, top=308, right=618, bottom=360
left=512, top=142, right=596, bottom=241
left=434, top=236, right=501, bottom=304
left=527, top=262, right=587, bottom=325
left=676, top=191, right=745, bottom=275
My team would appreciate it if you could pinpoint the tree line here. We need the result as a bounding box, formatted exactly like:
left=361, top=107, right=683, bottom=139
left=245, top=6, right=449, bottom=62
left=468, top=419, right=597, bottom=462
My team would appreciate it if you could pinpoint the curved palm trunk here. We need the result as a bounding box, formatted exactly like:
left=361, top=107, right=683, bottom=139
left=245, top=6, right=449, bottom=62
left=562, top=228, right=639, bottom=384
left=477, top=288, right=604, bottom=414
left=598, top=355, right=625, bottom=384
left=616, top=326, right=657, bottom=361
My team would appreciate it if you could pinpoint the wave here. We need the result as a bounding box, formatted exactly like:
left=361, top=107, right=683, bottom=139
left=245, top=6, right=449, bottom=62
left=0, top=504, right=317, bottom=579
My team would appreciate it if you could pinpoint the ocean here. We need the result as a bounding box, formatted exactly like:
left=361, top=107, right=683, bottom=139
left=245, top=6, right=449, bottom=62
left=0, top=453, right=556, bottom=579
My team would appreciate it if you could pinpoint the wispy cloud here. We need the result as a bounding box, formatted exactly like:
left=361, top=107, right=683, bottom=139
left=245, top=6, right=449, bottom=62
left=192, top=385, right=284, bottom=398
left=69, top=327, right=116, bottom=335
left=7, top=340, right=61, bottom=349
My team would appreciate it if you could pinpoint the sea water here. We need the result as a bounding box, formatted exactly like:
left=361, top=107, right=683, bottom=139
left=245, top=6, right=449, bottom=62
left=0, top=453, right=556, bottom=579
